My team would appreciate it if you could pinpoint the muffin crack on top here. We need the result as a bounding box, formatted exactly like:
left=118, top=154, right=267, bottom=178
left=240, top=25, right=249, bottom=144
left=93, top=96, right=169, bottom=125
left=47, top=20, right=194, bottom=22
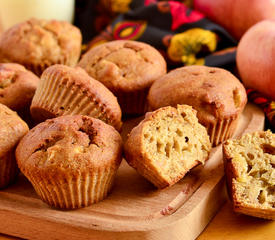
left=78, top=40, right=167, bottom=115
left=16, top=115, right=123, bottom=209
left=88, top=43, right=154, bottom=81
left=0, top=18, right=82, bottom=76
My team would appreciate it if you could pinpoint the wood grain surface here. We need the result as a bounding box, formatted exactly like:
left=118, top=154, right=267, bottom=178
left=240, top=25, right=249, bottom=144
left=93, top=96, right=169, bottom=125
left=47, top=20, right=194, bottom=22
left=0, top=103, right=265, bottom=240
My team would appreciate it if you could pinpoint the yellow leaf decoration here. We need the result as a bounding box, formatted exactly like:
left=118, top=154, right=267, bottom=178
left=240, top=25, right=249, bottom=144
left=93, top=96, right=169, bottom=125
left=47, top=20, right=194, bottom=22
left=167, top=28, right=217, bottom=65
left=111, top=0, right=132, bottom=13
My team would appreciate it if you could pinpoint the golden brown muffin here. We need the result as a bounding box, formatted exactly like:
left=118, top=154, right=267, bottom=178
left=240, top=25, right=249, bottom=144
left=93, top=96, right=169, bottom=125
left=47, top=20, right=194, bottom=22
left=148, top=65, right=247, bottom=146
left=0, top=103, right=29, bottom=188
left=16, top=115, right=123, bottom=209
left=0, top=18, right=82, bottom=76
left=78, top=40, right=167, bottom=115
left=30, top=64, right=122, bottom=131
left=223, top=130, right=275, bottom=220
left=0, top=63, right=39, bottom=111
left=124, top=105, right=211, bottom=188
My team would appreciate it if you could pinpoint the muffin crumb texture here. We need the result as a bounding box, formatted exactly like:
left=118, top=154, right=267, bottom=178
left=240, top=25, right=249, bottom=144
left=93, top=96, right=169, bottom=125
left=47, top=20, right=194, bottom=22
left=223, top=130, right=275, bottom=219
left=125, top=104, right=211, bottom=188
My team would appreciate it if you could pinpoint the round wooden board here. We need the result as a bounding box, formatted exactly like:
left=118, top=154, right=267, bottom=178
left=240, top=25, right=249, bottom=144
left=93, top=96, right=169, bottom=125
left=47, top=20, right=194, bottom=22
left=0, top=103, right=265, bottom=240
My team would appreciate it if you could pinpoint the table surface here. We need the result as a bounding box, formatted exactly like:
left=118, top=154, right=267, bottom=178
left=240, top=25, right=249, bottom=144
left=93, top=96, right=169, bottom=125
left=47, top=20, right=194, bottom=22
left=0, top=199, right=274, bottom=240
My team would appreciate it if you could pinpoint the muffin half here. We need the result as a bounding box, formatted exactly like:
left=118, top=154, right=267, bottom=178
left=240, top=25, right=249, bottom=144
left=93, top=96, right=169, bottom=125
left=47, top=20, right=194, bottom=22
left=148, top=66, right=247, bottom=146
left=30, top=64, right=122, bottom=131
left=223, top=130, right=275, bottom=220
left=124, top=105, right=211, bottom=188
left=16, top=115, right=123, bottom=209
left=78, top=40, right=167, bottom=115
left=0, top=103, right=29, bottom=188
left=0, top=18, right=82, bottom=76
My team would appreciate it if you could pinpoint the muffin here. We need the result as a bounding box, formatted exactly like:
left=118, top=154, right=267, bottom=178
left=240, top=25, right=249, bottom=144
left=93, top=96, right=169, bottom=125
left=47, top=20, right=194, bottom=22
left=0, top=103, right=29, bottom=188
left=223, top=130, right=275, bottom=220
left=148, top=66, right=247, bottom=146
left=16, top=115, right=123, bottom=209
left=30, top=64, right=122, bottom=131
left=0, top=18, right=82, bottom=76
left=78, top=40, right=167, bottom=115
left=124, top=104, right=211, bottom=188
left=0, top=63, right=39, bottom=111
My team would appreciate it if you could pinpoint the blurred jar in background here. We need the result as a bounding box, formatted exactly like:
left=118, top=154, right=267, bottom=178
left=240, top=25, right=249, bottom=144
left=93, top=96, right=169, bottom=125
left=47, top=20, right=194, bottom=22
left=0, top=0, right=75, bottom=31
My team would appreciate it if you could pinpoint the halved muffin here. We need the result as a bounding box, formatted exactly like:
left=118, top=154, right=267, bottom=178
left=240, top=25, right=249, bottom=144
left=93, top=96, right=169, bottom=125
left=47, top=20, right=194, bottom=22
left=124, top=104, right=211, bottom=188
left=223, top=130, right=275, bottom=220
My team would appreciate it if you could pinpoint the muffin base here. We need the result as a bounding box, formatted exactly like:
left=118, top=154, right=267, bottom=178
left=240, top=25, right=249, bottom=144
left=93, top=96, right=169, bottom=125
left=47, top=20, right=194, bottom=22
left=116, top=88, right=148, bottom=116
left=206, top=117, right=238, bottom=146
left=0, top=150, right=19, bottom=189
left=26, top=168, right=116, bottom=209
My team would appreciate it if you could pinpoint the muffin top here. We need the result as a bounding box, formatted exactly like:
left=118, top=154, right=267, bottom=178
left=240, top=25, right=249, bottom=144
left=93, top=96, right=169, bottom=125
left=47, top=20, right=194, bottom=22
left=16, top=115, right=122, bottom=176
left=0, top=18, right=82, bottom=70
left=78, top=40, right=167, bottom=92
left=0, top=103, right=29, bottom=157
left=148, top=66, right=247, bottom=123
left=0, top=63, right=39, bottom=110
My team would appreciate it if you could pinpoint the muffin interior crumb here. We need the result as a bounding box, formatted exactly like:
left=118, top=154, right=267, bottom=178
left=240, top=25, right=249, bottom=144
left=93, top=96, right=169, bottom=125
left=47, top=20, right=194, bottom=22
left=226, top=132, right=275, bottom=208
left=142, top=106, right=210, bottom=182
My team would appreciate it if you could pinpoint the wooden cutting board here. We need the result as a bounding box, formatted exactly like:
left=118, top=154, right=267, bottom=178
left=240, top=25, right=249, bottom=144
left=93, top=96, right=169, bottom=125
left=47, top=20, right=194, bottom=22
left=0, top=103, right=265, bottom=240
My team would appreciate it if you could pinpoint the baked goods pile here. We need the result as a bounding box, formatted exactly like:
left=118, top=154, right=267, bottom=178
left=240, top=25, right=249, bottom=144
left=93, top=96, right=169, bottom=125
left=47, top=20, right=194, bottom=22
left=0, top=18, right=273, bottom=218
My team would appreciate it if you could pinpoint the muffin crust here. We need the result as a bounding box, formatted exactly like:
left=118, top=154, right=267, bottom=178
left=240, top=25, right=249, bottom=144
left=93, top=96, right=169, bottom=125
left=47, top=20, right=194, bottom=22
left=78, top=40, right=167, bottom=115
left=0, top=103, right=29, bottom=188
left=0, top=18, right=82, bottom=76
left=16, top=115, right=123, bottom=209
left=0, top=63, right=39, bottom=111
